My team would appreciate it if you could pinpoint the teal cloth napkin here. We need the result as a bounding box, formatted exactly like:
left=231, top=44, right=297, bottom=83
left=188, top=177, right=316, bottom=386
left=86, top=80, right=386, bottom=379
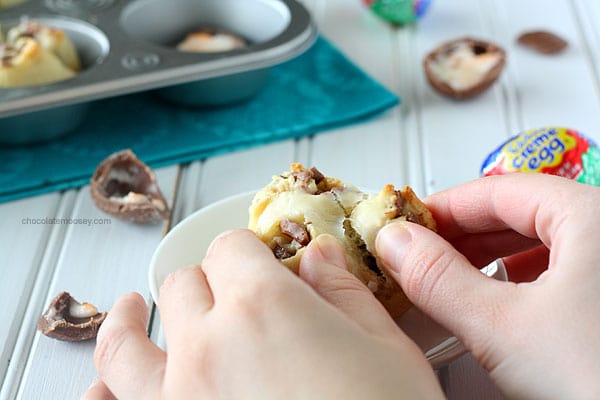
left=0, top=37, right=398, bottom=203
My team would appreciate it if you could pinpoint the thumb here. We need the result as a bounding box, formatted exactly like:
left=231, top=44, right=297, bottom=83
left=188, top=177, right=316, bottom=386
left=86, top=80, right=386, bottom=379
left=299, top=234, right=401, bottom=339
left=376, top=221, right=511, bottom=345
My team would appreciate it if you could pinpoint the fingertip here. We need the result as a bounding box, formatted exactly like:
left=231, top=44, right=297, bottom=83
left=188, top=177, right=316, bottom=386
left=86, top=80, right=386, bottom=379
left=158, top=265, right=213, bottom=343
left=300, top=234, right=347, bottom=275
left=97, top=292, right=148, bottom=342
left=205, top=229, right=258, bottom=258
left=93, top=293, right=165, bottom=400
left=159, top=265, right=201, bottom=298
left=81, top=380, right=116, bottom=400
left=375, top=221, right=413, bottom=274
left=299, top=233, right=402, bottom=339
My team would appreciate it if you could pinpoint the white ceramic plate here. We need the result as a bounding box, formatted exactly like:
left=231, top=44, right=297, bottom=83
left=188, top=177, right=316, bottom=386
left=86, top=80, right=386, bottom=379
left=149, top=191, right=507, bottom=369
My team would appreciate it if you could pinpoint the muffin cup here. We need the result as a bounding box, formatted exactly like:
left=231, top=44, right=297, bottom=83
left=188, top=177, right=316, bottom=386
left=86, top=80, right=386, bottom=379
left=0, top=0, right=316, bottom=143
left=0, top=14, right=109, bottom=144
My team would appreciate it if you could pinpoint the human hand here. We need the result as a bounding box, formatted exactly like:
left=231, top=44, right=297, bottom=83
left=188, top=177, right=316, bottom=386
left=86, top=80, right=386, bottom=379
left=82, top=229, right=444, bottom=400
left=376, top=174, right=600, bottom=400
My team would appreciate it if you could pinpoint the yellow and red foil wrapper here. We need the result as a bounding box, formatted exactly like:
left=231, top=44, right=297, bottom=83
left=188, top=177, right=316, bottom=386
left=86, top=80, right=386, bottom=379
left=481, top=127, right=600, bottom=186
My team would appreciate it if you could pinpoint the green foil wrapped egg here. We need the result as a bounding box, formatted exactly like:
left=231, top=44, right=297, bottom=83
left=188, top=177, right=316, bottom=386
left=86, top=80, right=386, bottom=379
left=363, top=0, right=431, bottom=25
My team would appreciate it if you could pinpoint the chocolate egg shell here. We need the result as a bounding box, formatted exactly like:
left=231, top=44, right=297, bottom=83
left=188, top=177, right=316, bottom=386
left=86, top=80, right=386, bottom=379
left=90, top=149, right=170, bottom=224
left=517, top=30, right=568, bottom=54
left=423, top=37, right=507, bottom=100
left=37, top=292, right=107, bottom=342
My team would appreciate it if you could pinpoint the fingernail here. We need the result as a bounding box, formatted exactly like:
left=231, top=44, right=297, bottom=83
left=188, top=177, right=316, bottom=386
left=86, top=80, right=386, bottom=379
left=310, top=234, right=346, bottom=269
left=376, top=222, right=412, bottom=272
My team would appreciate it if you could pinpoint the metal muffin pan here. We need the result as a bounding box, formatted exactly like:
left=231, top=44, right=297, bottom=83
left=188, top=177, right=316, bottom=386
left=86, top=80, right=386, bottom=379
left=0, top=0, right=317, bottom=144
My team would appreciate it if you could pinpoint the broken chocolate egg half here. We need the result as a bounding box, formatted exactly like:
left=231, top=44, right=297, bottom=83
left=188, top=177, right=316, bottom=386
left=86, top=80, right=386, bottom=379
left=37, top=292, right=107, bottom=341
left=423, top=37, right=507, bottom=100
left=90, top=149, right=170, bottom=224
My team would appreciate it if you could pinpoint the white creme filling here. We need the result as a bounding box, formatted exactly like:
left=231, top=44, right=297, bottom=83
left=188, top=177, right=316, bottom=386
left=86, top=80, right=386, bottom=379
left=428, top=42, right=502, bottom=91
left=253, top=191, right=347, bottom=244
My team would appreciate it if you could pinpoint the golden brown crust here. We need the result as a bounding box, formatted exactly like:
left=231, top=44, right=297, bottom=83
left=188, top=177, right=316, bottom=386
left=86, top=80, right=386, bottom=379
left=397, top=185, right=437, bottom=231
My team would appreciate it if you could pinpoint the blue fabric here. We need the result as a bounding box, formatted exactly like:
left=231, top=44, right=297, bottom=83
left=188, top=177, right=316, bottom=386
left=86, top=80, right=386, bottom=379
left=0, top=37, right=398, bottom=203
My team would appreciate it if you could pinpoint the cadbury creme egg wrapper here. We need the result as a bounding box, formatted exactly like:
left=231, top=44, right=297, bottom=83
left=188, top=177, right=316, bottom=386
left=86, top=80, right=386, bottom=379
left=423, top=37, right=506, bottom=100
left=37, top=292, right=107, bottom=341
left=481, top=127, right=600, bottom=186
left=90, top=149, right=170, bottom=224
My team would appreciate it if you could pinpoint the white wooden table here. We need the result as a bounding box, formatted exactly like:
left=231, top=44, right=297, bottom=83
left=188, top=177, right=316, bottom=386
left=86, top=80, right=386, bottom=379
left=2, top=0, right=600, bottom=398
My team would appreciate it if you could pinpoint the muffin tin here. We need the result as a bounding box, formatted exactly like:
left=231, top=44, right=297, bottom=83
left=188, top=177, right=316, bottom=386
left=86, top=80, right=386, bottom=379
left=0, top=0, right=317, bottom=144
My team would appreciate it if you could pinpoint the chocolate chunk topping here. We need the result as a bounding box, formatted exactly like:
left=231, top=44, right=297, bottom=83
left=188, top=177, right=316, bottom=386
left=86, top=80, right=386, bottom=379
left=309, top=167, right=325, bottom=184
left=517, top=30, right=568, bottom=54
left=1, top=44, right=17, bottom=67
left=37, top=292, right=107, bottom=341
left=395, top=191, right=421, bottom=224
left=394, top=190, right=405, bottom=212
left=273, top=244, right=292, bottom=260
left=279, top=219, right=310, bottom=245
left=292, top=166, right=325, bottom=185
left=291, top=170, right=313, bottom=184
left=406, top=212, right=419, bottom=224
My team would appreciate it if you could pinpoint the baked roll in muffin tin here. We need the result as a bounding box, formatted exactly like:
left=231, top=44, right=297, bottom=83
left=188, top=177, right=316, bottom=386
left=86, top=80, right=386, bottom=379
left=0, top=0, right=317, bottom=144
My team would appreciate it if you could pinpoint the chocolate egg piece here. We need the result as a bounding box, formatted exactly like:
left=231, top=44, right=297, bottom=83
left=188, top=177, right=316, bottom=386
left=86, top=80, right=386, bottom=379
left=90, top=149, right=170, bottom=224
left=517, top=30, right=568, bottom=54
left=37, top=292, right=107, bottom=341
left=423, top=37, right=506, bottom=100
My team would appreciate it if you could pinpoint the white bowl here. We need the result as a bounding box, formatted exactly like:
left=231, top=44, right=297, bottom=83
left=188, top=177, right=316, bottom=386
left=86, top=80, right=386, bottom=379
left=149, top=191, right=507, bottom=369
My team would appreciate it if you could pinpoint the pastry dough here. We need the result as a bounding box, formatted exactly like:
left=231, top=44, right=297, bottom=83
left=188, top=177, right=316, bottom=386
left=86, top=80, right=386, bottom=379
left=0, top=37, right=76, bottom=88
left=0, top=21, right=81, bottom=88
left=7, top=20, right=81, bottom=71
left=249, top=164, right=437, bottom=317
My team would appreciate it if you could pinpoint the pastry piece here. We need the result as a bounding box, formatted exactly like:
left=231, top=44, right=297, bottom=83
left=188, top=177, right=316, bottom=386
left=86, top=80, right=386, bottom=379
left=0, top=37, right=76, bottom=88
left=7, top=20, right=81, bottom=71
left=517, top=30, right=568, bottom=54
left=37, top=292, right=107, bottom=341
left=176, top=29, right=247, bottom=53
left=249, top=164, right=436, bottom=317
left=90, top=149, right=170, bottom=224
left=423, top=37, right=506, bottom=100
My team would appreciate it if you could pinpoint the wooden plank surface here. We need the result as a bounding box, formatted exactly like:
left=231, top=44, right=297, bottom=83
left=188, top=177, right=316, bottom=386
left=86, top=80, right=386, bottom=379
left=14, top=167, right=178, bottom=400
left=310, top=0, right=407, bottom=193
left=0, top=194, right=61, bottom=390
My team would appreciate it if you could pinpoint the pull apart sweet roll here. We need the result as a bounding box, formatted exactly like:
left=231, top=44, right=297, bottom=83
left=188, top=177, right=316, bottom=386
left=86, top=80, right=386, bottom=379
left=0, top=37, right=76, bottom=87
left=0, top=20, right=81, bottom=88
left=249, top=164, right=436, bottom=317
left=7, top=20, right=81, bottom=71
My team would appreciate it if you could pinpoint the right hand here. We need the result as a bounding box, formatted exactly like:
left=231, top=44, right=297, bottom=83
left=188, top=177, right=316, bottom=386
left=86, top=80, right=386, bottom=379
left=375, top=174, right=600, bottom=400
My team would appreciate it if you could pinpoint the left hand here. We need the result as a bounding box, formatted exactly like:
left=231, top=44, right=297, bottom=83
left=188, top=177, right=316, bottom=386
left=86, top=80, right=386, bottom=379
left=82, top=229, right=443, bottom=400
